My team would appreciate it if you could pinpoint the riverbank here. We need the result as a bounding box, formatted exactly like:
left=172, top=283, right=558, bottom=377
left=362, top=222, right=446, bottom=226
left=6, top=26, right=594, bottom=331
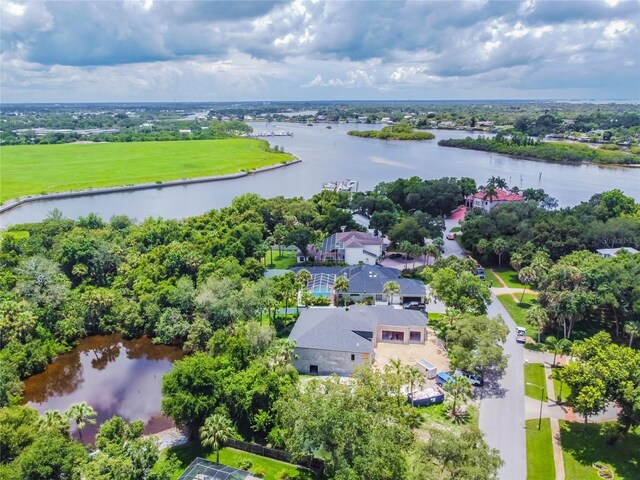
left=0, top=137, right=294, bottom=204
left=0, top=158, right=301, bottom=214
left=348, top=124, right=435, bottom=140
left=438, top=137, right=640, bottom=166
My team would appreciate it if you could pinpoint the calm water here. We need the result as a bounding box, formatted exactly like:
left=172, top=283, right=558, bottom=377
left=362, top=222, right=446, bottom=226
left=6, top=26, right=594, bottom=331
left=22, top=334, right=183, bottom=444
left=1, top=123, right=638, bottom=226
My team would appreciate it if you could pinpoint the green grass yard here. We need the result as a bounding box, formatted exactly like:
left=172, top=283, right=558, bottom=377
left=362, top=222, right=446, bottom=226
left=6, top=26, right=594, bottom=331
left=490, top=267, right=527, bottom=289
left=560, top=421, right=640, bottom=480
left=163, top=444, right=313, bottom=480
left=0, top=138, right=293, bottom=203
left=265, top=249, right=298, bottom=269
left=524, top=363, right=549, bottom=401
left=497, top=293, right=541, bottom=336
left=526, top=418, right=555, bottom=480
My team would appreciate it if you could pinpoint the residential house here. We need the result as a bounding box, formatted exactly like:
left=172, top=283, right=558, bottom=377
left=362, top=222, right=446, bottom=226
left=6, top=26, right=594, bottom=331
left=321, top=230, right=384, bottom=265
left=289, top=306, right=428, bottom=375
left=466, top=189, right=525, bottom=212
left=292, top=264, right=427, bottom=304
left=596, top=247, right=639, bottom=258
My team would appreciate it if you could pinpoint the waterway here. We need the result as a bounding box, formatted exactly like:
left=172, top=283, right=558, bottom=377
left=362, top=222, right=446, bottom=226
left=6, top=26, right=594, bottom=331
left=22, top=334, right=183, bottom=444
left=2, top=123, right=638, bottom=226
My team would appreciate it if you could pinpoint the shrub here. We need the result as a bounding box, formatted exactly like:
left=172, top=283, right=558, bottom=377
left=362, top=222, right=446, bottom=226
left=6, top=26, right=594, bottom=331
left=276, top=470, right=293, bottom=480
left=237, top=459, right=253, bottom=471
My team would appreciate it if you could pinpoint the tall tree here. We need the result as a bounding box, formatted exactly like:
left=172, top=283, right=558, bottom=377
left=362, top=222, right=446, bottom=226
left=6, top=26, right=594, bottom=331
left=200, top=414, right=236, bottom=464
left=334, top=276, right=350, bottom=307
left=492, top=238, right=509, bottom=267
left=442, top=375, right=473, bottom=418
left=66, top=402, right=97, bottom=442
left=383, top=281, right=401, bottom=305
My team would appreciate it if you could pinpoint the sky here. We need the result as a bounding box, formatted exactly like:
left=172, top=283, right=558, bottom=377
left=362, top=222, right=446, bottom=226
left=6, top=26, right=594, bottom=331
left=1, top=0, right=639, bottom=103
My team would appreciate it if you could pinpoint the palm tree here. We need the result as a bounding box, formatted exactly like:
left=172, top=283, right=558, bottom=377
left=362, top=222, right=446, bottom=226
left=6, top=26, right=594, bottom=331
left=296, top=269, right=312, bottom=290
left=422, top=244, right=439, bottom=267
left=492, top=238, right=509, bottom=267
left=39, top=410, right=70, bottom=437
left=443, top=375, right=472, bottom=417
left=482, top=183, right=498, bottom=203
left=66, top=402, right=96, bottom=442
left=624, top=321, right=640, bottom=347
left=399, top=240, right=413, bottom=261
left=383, top=281, right=401, bottom=305
left=405, top=366, right=426, bottom=408
left=409, top=244, right=422, bottom=269
left=384, top=358, right=404, bottom=377
left=525, top=305, right=548, bottom=343
left=545, top=337, right=572, bottom=367
left=334, top=276, right=350, bottom=306
left=509, top=252, right=525, bottom=272
left=476, top=239, right=491, bottom=256
left=200, top=413, right=235, bottom=464
left=517, top=266, right=537, bottom=303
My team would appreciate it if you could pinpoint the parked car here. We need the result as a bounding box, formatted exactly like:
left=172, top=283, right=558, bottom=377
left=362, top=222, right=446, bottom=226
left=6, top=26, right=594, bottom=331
left=403, top=301, right=426, bottom=311
left=516, top=327, right=526, bottom=343
left=446, top=233, right=456, bottom=240
left=456, top=370, right=484, bottom=387
left=389, top=252, right=403, bottom=259
left=435, top=372, right=452, bottom=386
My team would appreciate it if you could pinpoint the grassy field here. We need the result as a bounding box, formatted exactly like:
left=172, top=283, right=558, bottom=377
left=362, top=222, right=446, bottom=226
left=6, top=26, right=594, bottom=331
left=0, top=138, right=293, bottom=203
left=526, top=418, right=555, bottom=480
left=553, top=375, right=571, bottom=403
left=560, top=421, right=640, bottom=480
left=162, top=444, right=313, bottom=480
left=524, top=363, right=548, bottom=401
left=497, top=293, right=540, bottom=335
left=490, top=267, right=527, bottom=289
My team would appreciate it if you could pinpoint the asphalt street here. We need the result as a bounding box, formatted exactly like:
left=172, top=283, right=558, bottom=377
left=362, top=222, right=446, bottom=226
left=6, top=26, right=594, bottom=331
left=480, top=293, right=527, bottom=480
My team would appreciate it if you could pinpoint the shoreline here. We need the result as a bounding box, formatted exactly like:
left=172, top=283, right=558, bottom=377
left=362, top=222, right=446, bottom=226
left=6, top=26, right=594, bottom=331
left=439, top=144, right=639, bottom=169
left=0, top=157, right=301, bottom=214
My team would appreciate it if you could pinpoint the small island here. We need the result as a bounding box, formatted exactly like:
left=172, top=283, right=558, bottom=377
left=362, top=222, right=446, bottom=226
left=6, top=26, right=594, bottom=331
left=439, top=135, right=640, bottom=165
left=348, top=124, right=435, bottom=141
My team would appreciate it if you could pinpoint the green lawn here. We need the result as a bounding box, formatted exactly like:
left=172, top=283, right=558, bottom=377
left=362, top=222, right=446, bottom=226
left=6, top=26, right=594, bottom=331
left=417, top=403, right=479, bottom=429
left=553, top=375, right=572, bottom=404
left=163, top=444, right=313, bottom=480
left=524, top=363, right=548, bottom=401
left=450, top=226, right=461, bottom=232
left=265, top=250, right=298, bottom=269
left=497, top=293, right=540, bottom=335
left=526, top=418, right=555, bottom=480
left=0, top=138, right=293, bottom=202
left=490, top=268, right=527, bottom=289
left=560, top=421, right=640, bottom=480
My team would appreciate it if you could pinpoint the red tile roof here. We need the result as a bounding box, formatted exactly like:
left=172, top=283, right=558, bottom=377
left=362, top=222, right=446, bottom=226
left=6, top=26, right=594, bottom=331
left=470, top=189, right=524, bottom=202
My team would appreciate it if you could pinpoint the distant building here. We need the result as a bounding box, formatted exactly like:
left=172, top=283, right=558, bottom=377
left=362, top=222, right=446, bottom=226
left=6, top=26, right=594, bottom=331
left=466, top=189, right=525, bottom=212
left=357, top=116, right=368, bottom=123
left=179, top=129, right=192, bottom=134
left=289, top=306, right=428, bottom=375
left=596, top=247, right=639, bottom=258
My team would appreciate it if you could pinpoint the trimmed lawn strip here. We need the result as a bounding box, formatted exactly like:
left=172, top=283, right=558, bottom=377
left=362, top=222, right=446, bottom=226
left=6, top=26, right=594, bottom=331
left=526, top=418, right=555, bottom=480
left=491, top=267, right=527, bottom=289
left=497, top=293, right=540, bottom=335
left=553, top=375, right=572, bottom=404
left=1, top=138, right=293, bottom=202
left=165, top=444, right=313, bottom=480
left=560, top=421, right=640, bottom=480
left=524, top=363, right=548, bottom=401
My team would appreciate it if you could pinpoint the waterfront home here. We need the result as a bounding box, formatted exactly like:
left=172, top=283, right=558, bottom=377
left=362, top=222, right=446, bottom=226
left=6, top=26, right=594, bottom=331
left=466, top=189, right=525, bottom=212
left=292, top=264, right=427, bottom=305
left=289, top=306, right=428, bottom=375
left=295, top=230, right=383, bottom=265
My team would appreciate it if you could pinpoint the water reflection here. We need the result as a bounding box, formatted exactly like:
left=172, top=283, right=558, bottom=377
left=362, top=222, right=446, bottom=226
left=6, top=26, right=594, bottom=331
left=22, top=334, right=183, bottom=444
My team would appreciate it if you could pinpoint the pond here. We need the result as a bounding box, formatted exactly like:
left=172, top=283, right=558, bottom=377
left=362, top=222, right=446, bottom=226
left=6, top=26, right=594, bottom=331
left=22, top=334, right=183, bottom=444
left=1, top=122, right=638, bottom=226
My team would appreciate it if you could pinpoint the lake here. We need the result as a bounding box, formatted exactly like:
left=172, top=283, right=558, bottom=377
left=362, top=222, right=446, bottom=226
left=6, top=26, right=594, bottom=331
left=22, top=334, right=183, bottom=444
left=1, top=123, right=638, bottom=226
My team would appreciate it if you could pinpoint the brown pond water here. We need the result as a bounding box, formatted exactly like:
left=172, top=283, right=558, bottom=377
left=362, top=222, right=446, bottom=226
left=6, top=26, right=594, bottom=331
left=22, top=334, right=183, bottom=444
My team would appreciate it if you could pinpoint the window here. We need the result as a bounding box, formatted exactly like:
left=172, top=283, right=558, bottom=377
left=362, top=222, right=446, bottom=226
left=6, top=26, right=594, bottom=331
left=351, top=354, right=355, bottom=361
left=310, top=365, right=318, bottom=375
left=410, top=331, right=422, bottom=343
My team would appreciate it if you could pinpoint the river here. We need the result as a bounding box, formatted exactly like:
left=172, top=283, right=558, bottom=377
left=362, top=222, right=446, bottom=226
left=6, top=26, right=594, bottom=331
left=1, top=123, right=638, bottom=226
left=22, top=334, right=183, bottom=444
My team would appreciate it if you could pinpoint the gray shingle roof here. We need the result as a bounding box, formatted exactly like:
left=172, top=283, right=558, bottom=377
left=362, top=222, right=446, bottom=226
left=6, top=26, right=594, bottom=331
left=289, top=306, right=427, bottom=353
left=291, top=265, right=426, bottom=297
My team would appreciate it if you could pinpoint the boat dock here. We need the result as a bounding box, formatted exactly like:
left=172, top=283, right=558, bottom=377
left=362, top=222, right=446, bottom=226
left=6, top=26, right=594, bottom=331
left=322, top=179, right=359, bottom=193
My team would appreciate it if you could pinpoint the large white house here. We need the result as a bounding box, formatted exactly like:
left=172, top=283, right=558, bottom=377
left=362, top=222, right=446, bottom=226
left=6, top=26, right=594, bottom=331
left=296, top=231, right=384, bottom=265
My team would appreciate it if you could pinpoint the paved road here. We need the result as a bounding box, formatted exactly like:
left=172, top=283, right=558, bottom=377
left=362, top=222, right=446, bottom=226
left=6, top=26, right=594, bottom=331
left=480, top=293, right=527, bottom=480
left=443, top=218, right=466, bottom=258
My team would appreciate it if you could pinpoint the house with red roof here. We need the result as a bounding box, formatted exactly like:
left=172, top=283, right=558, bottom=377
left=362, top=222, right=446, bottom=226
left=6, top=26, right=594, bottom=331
left=466, top=189, right=525, bottom=212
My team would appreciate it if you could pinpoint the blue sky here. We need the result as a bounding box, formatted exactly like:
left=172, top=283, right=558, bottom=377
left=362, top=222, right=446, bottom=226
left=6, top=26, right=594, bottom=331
left=1, top=0, right=639, bottom=102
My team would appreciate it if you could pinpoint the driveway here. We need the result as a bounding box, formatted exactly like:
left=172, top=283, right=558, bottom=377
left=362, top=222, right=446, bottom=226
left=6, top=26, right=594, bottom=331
left=479, top=293, right=527, bottom=480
